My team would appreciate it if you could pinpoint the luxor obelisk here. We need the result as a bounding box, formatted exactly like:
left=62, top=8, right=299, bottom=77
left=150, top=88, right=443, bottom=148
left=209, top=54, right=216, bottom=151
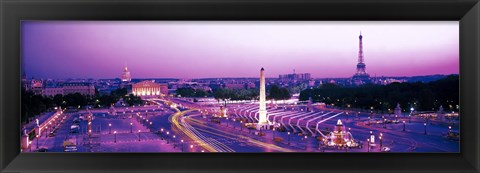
left=257, top=67, right=268, bottom=130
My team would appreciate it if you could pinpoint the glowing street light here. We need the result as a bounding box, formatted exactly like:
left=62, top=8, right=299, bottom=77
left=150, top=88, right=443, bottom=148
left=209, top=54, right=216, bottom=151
left=272, top=128, right=276, bottom=140
left=287, top=132, right=291, bottom=145
left=304, top=136, right=308, bottom=150
left=403, top=121, right=406, bottom=131
left=240, top=121, right=243, bottom=131
left=367, top=139, right=370, bottom=152
left=114, top=131, right=117, bottom=143
left=130, top=122, right=133, bottom=133
left=181, top=140, right=184, bottom=152
left=109, top=123, right=112, bottom=134
left=424, top=122, right=427, bottom=135
left=448, top=126, right=452, bottom=133
left=166, top=131, right=170, bottom=144
left=36, top=135, right=39, bottom=149
left=138, top=130, right=141, bottom=141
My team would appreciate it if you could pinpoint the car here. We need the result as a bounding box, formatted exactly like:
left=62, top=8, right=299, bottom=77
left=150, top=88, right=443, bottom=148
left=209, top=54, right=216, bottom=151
left=36, top=148, right=48, bottom=152
left=381, top=147, right=391, bottom=152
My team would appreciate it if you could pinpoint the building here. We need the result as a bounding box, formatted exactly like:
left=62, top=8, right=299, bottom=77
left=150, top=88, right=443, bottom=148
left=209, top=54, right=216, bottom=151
left=121, top=65, right=131, bottom=82
left=132, top=80, right=168, bottom=96
left=30, top=79, right=44, bottom=95
left=63, top=82, right=96, bottom=96
left=352, top=32, right=371, bottom=84
left=279, top=70, right=311, bottom=81
left=43, top=87, right=64, bottom=97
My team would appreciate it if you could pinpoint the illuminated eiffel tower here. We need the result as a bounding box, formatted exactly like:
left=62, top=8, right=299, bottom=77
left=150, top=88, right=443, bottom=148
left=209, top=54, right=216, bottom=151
left=352, top=32, right=370, bottom=83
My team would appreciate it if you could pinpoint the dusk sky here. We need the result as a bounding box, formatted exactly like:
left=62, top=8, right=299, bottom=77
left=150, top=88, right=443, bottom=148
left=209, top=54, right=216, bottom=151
left=22, top=21, right=459, bottom=79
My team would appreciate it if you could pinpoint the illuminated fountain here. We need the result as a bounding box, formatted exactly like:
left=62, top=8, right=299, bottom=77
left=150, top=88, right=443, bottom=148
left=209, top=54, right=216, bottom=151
left=322, top=119, right=359, bottom=148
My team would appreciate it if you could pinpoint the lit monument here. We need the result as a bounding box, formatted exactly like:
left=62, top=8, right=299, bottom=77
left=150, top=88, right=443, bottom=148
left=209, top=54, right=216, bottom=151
left=352, top=32, right=371, bottom=84
left=121, top=65, right=132, bottom=82
left=257, top=67, right=268, bottom=130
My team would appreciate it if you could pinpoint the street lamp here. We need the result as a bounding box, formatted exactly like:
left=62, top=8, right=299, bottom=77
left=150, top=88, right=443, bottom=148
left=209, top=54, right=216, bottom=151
left=304, top=136, right=308, bottom=150
left=424, top=123, right=427, bottom=135
left=272, top=128, right=276, bottom=140
left=367, top=139, right=370, bottom=152
left=181, top=140, right=184, bottom=152
left=149, top=122, right=152, bottom=129
left=383, top=118, right=387, bottom=128
left=160, top=128, right=164, bottom=140
left=233, top=119, right=236, bottom=129
left=109, top=123, right=112, bottom=134
left=379, top=133, right=383, bottom=151
left=448, top=126, right=452, bottom=133
left=240, top=121, right=243, bottom=131
left=36, top=135, right=39, bottom=149
left=190, top=144, right=194, bottom=152
left=287, top=132, right=291, bottom=145
left=130, top=122, right=133, bottom=133
left=173, top=135, right=176, bottom=148
left=166, top=131, right=170, bottom=144
left=403, top=121, right=406, bottom=131
left=114, top=131, right=117, bottom=143
left=138, top=130, right=141, bottom=141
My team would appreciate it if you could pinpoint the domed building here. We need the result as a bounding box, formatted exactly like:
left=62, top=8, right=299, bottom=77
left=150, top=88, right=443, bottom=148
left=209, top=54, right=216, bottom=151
left=121, top=65, right=131, bottom=82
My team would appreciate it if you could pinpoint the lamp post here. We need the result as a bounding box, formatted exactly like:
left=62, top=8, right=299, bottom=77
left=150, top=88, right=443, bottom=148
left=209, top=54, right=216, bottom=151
left=226, top=117, right=229, bottom=127
left=109, top=123, right=112, bottom=134
left=138, top=130, right=141, bottom=141
left=166, top=131, right=170, bottom=144
left=367, top=139, right=370, bottom=152
left=36, top=135, right=39, bottom=149
left=379, top=133, right=383, bottom=151
left=287, top=132, right=291, bottom=145
left=240, top=121, right=243, bottom=131
left=403, top=121, right=406, bottom=131
left=181, top=140, right=184, bottom=152
left=448, top=126, right=452, bottom=133
left=233, top=119, right=236, bottom=129
left=160, top=128, right=164, bottom=138
left=114, top=131, right=117, bottom=143
left=130, top=122, right=133, bottom=133
left=395, top=115, right=398, bottom=124
left=367, top=117, right=371, bottom=126
left=149, top=122, right=152, bottom=130
left=173, top=135, right=176, bottom=148
left=29, top=141, right=32, bottom=152
left=383, top=118, right=387, bottom=128
left=190, top=145, right=194, bottom=152
left=304, top=136, right=308, bottom=150
left=424, top=122, right=427, bottom=135
left=409, top=114, right=411, bottom=123
left=272, top=127, right=276, bottom=140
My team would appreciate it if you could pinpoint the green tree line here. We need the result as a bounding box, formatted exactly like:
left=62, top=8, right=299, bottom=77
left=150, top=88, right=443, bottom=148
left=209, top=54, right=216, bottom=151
left=21, top=87, right=142, bottom=123
left=299, top=75, right=459, bottom=112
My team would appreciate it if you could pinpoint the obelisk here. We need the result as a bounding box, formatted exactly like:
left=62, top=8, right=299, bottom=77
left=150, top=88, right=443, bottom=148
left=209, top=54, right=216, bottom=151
left=258, top=67, right=268, bottom=129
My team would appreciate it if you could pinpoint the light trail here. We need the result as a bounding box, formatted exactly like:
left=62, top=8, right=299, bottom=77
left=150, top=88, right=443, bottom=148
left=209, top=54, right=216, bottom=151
left=186, top=117, right=294, bottom=152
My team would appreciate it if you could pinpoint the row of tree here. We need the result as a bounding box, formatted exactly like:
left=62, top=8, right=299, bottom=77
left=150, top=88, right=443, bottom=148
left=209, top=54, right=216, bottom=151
left=175, top=84, right=292, bottom=102
left=21, top=87, right=143, bottom=123
left=299, top=75, right=459, bottom=112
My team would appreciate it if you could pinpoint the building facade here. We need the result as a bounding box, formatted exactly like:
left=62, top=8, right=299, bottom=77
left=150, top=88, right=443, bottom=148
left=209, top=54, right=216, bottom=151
left=121, top=65, right=132, bottom=82
left=63, top=82, right=96, bottom=96
left=132, top=80, right=168, bottom=96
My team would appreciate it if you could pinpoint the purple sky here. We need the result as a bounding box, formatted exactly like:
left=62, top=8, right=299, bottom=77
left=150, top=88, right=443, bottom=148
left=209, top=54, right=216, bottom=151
left=22, top=21, right=459, bottom=79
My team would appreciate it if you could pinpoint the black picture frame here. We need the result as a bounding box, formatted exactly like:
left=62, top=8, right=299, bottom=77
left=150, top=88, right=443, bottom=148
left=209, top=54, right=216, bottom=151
left=1, top=0, right=479, bottom=172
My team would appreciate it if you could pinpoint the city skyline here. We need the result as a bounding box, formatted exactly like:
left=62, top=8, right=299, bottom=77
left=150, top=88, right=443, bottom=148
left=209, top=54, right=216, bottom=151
left=22, top=21, right=459, bottom=79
